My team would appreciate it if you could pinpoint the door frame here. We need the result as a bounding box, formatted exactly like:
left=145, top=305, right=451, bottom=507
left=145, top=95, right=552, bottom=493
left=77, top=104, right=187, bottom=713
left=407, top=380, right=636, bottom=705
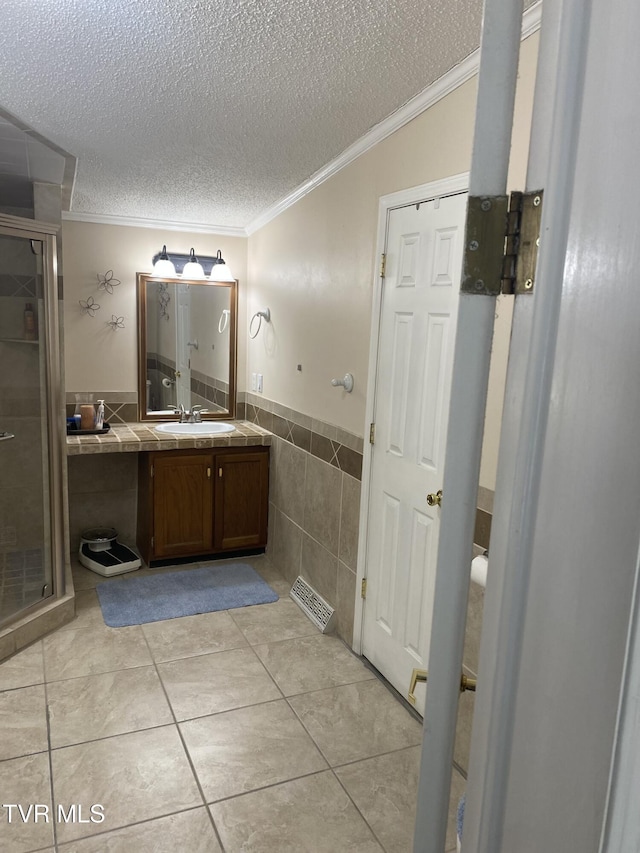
left=352, top=171, right=469, bottom=655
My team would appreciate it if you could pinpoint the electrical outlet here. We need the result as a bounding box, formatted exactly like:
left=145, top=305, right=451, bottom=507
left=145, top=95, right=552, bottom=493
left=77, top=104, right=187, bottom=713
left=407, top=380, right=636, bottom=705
left=251, top=373, right=257, bottom=391
left=257, top=374, right=263, bottom=393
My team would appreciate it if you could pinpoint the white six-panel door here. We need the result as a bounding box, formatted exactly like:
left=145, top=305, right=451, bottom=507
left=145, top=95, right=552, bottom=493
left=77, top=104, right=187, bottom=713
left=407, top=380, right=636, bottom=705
left=362, top=192, right=467, bottom=715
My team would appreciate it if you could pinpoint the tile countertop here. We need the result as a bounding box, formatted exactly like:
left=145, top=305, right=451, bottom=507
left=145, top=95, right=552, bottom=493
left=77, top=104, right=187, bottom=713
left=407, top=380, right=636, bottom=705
left=66, top=421, right=273, bottom=456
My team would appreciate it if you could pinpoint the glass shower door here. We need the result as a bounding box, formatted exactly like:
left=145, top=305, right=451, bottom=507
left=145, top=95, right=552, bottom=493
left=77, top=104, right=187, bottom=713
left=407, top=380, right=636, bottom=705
left=0, top=225, right=63, bottom=627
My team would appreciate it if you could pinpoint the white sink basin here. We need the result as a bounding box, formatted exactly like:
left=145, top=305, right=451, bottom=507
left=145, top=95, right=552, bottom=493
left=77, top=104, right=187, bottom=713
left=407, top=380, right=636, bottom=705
left=155, top=422, right=236, bottom=436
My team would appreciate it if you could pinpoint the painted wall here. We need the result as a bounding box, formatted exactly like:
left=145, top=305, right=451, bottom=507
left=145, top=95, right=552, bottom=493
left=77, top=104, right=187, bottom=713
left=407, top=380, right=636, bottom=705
left=247, top=32, right=539, bottom=489
left=61, top=221, right=247, bottom=396
left=61, top=32, right=538, bottom=491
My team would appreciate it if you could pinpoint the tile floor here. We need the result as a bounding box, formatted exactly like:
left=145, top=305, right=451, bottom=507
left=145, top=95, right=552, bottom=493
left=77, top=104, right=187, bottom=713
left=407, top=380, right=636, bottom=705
left=0, top=555, right=465, bottom=852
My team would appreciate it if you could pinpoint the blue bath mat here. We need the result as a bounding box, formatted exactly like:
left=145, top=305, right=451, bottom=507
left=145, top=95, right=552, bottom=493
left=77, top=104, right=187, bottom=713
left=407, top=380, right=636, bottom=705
left=96, top=563, right=279, bottom=627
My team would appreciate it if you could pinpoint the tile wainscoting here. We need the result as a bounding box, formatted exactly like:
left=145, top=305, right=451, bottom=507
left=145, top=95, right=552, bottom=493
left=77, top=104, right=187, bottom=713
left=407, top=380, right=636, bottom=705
left=240, top=393, right=364, bottom=647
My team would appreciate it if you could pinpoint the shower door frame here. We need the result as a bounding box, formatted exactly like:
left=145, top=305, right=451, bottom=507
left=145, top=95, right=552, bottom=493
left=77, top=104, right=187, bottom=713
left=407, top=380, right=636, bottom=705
left=0, top=213, right=66, bottom=626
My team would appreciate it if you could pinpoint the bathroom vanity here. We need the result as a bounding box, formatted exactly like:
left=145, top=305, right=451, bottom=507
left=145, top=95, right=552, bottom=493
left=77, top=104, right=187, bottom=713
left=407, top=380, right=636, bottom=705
left=137, top=446, right=269, bottom=563
left=66, top=420, right=271, bottom=567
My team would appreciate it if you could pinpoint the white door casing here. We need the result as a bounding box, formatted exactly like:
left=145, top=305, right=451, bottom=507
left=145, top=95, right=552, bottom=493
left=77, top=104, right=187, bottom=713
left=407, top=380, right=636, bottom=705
left=359, top=184, right=467, bottom=715
left=463, top=0, right=640, bottom=850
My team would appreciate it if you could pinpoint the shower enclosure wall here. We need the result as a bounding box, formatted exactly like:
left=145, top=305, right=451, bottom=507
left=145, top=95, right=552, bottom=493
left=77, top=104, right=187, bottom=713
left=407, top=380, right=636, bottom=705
left=0, top=214, right=68, bottom=652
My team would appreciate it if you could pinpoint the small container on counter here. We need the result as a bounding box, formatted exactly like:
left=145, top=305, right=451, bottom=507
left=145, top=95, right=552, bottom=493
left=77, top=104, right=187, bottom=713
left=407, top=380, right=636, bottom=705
left=80, top=404, right=96, bottom=430
left=95, top=400, right=105, bottom=430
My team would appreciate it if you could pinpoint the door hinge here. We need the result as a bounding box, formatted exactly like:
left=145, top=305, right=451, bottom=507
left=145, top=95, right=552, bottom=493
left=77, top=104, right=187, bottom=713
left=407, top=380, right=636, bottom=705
left=380, top=253, right=386, bottom=279
left=369, top=423, right=375, bottom=445
left=361, top=578, right=367, bottom=599
left=150, top=464, right=154, bottom=478
left=502, top=190, right=543, bottom=295
left=462, top=190, right=543, bottom=296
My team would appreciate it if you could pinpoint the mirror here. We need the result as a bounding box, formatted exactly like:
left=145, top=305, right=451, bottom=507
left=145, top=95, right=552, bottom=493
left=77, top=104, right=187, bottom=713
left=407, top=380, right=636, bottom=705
left=137, top=273, right=237, bottom=420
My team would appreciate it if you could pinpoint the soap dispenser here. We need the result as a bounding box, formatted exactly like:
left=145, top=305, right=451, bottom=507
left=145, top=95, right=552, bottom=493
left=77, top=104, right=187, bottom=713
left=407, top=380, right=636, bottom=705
left=95, top=400, right=105, bottom=430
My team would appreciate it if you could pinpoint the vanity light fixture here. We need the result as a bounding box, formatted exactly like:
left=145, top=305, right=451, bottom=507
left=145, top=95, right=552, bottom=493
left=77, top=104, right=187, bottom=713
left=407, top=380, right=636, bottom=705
left=182, top=248, right=206, bottom=279
left=209, top=249, right=235, bottom=282
left=150, top=247, right=234, bottom=281
left=152, top=245, right=176, bottom=277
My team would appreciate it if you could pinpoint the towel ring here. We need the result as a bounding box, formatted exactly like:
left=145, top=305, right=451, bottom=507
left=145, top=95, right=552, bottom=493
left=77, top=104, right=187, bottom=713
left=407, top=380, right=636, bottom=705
left=218, top=309, right=230, bottom=334
left=249, top=308, right=271, bottom=339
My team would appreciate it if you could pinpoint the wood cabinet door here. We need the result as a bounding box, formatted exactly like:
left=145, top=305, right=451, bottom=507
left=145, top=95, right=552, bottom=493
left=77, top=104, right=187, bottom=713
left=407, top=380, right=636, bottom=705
left=214, top=449, right=269, bottom=551
left=152, top=451, right=214, bottom=558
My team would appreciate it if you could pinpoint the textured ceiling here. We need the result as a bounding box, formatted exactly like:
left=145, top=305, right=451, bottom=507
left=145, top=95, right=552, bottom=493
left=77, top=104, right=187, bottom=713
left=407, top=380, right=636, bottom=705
left=0, top=0, right=532, bottom=230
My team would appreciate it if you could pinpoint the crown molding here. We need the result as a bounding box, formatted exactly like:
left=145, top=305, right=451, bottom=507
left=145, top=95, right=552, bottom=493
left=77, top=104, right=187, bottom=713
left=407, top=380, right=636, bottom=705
left=61, top=210, right=247, bottom=238
left=60, top=2, right=541, bottom=240
left=246, top=0, right=542, bottom=236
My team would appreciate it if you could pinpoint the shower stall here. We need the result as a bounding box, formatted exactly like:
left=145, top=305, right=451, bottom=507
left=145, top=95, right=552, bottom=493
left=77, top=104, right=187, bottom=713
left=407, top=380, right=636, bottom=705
left=0, top=214, right=66, bottom=636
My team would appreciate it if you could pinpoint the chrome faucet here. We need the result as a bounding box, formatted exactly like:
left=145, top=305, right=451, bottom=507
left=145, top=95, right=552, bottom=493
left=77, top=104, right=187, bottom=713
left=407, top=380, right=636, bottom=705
left=189, top=405, right=208, bottom=423
left=167, top=403, right=188, bottom=422
left=168, top=403, right=208, bottom=423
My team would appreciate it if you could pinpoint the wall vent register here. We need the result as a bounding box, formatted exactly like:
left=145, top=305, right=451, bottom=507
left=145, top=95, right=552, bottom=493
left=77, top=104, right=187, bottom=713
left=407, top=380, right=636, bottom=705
left=289, top=575, right=335, bottom=633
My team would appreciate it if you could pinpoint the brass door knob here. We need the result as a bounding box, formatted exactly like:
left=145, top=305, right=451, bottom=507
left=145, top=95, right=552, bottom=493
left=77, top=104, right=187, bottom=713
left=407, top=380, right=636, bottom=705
left=460, top=674, right=477, bottom=692
left=408, top=668, right=476, bottom=706
left=427, top=490, right=443, bottom=507
left=408, top=669, right=428, bottom=706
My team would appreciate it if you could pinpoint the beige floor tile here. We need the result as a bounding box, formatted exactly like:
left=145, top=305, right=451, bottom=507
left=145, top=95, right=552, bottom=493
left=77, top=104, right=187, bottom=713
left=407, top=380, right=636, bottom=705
left=47, top=666, right=173, bottom=748
left=57, top=807, right=222, bottom=853
left=0, top=641, right=44, bottom=690
left=210, top=770, right=383, bottom=852
left=71, top=562, right=123, bottom=591
left=229, top=598, right=319, bottom=645
left=335, top=746, right=421, bottom=852
left=288, top=680, right=423, bottom=765
left=246, top=556, right=292, bottom=596
left=52, top=726, right=202, bottom=843
left=158, top=646, right=281, bottom=721
left=58, top=589, right=105, bottom=633
left=253, top=634, right=373, bottom=696
left=0, top=683, right=48, bottom=761
left=0, top=752, right=54, bottom=853
left=142, top=610, right=248, bottom=663
left=43, top=623, right=152, bottom=682
left=180, top=699, right=327, bottom=802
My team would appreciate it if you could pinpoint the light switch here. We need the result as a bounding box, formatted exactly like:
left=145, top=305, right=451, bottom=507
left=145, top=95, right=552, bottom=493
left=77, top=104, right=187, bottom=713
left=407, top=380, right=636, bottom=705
left=251, top=373, right=257, bottom=391
left=257, top=374, right=263, bottom=393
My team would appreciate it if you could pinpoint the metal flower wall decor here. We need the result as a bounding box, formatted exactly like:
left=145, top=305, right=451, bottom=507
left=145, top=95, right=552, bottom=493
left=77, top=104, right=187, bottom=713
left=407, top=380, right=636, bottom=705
left=79, top=295, right=100, bottom=316
left=97, top=270, right=121, bottom=294
left=80, top=271, right=125, bottom=330
left=107, top=315, right=125, bottom=330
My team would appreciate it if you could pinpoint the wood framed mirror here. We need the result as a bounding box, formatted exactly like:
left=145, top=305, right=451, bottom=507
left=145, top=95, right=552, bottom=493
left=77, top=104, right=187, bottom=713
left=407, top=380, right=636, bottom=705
left=137, top=273, right=237, bottom=421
